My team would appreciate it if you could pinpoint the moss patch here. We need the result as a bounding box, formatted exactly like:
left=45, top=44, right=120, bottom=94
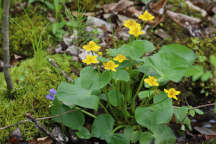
left=0, top=6, right=51, bottom=59
left=0, top=53, right=75, bottom=142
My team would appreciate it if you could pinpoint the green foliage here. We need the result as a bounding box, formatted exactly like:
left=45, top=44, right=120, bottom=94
left=0, top=54, right=73, bottom=142
left=51, top=39, right=205, bottom=144
left=0, top=12, right=51, bottom=59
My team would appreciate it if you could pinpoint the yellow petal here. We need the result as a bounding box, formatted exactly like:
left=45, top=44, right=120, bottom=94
left=164, top=89, right=168, bottom=93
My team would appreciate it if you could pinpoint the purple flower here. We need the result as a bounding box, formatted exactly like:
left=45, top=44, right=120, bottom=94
left=46, top=88, right=56, bottom=101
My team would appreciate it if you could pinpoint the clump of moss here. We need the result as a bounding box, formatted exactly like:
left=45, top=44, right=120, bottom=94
left=0, top=53, right=74, bottom=142
left=0, top=8, right=50, bottom=59
left=72, top=0, right=118, bottom=11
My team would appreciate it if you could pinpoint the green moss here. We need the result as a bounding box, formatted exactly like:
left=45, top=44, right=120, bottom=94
left=0, top=53, right=75, bottom=142
left=0, top=7, right=51, bottom=59
left=72, top=0, right=118, bottom=11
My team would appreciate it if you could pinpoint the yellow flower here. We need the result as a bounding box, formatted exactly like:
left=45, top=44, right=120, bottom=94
left=144, top=76, right=159, bottom=87
left=98, top=52, right=102, bottom=56
left=103, top=60, right=119, bottom=72
left=138, top=10, right=155, bottom=22
left=82, top=55, right=99, bottom=65
left=124, top=19, right=137, bottom=29
left=82, top=41, right=101, bottom=52
left=113, top=54, right=127, bottom=63
left=164, top=88, right=181, bottom=100
left=128, top=23, right=144, bottom=37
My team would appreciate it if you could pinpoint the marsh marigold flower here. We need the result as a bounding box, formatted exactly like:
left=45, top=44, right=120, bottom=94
left=83, top=41, right=101, bottom=52
left=124, top=19, right=137, bottom=29
left=164, top=88, right=181, bottom=100
left=138, top=10, right=155, bottom=22
left=128, top=23, right=144, bottom=37
left=113, top=54, right=127, bottom=63
left=98, top=52, right=102, bottom=56
left=103, top=60, right=119, bottom=72
left=144, top=76, right=159, bottom=87
left=82, top=55, right=99, bottom=65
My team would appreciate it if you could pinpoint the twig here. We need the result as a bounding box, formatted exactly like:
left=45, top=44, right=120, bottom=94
left=193, top=103, right=215, bottom=109
left=26, top=113, right=62, bottom=144
left=0, top=120, right=28, bottom=131
left=0, top=109, right=75, bottom=131
left=48, top=58, right=73, bottom=82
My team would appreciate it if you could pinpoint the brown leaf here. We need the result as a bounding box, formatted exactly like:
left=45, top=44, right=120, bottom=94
left=194, top=126, right=216, bottom=140
left=149, top=0, right=168, bottom=26
left=29, top=137, right=53, bottom=144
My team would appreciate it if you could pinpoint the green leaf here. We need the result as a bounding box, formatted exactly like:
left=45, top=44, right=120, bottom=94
left=173, top=107, right=188, bottom=123
left=51, top=99, right=85, bottom=130
left=210, top=55, right=216, bottom=68
left=135, top=92, right=173, bottom=129
left=107, top=40, right=155, bottom=60
left=184, top=117, right=192, bottom=130
left=195, top=109, right=204, bottom=115
left=112, top=69, right=130, bottom=82
left=189, top=109, right=195, bottom=117
left=57, top=82, right=99, bottom=110
left=123, top=127, right=141, bottom=143
left=139, top=132, right=154, bottom=144
left=201, top=71, right=213, bottom=81
left=185, top=65, right=204, bottom=81
left=91, top=114, right=114, bottom=140
left=76, top=67, right=111, bottom=90
left=107, top=89, right=124, bottom=106
left=138, top=90, right=155, bottom=100
left=151, top=124, right=176, bottom=144
left=108, top=134, right=129, bottom=144
left=76, top=127, right=91, bottom=139
left=144, top=44, right=196, bottom=82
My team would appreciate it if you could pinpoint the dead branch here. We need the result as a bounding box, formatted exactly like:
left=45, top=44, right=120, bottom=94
left=26, top=113, right=63, bottom=144
left=48, top=58, right=74, bottom=82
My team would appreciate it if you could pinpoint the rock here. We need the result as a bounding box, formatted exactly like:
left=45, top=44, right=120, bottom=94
left=118, top=30, right=130, bottom=41
left=87, top=16, right=113, bottom=32
left=66, top=45, right=79, bottom=56
left=52, top=127, right=69, bottom=143
left=54, top=44, right=65, bottom=54
left=63, top=30, right=78, bottom=46
left=86, top=26, right=105, bottom=39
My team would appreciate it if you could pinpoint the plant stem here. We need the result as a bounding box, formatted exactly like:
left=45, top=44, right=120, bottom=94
left=75, top=107, right=96, bottom=119
left=112, top=125, right=128, bottom=133
left=2, top=0, right=13, bottom=91
left=131, top=74, right=145, bottom=112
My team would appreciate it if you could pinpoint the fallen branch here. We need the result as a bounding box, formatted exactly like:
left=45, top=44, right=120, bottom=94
left=48, top=58, right=73, bottom=82
left=0, top=109, right=75, bottom=131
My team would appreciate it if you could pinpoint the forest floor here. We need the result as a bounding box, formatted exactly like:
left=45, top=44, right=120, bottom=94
left=0, top=0, right=216, bottom=143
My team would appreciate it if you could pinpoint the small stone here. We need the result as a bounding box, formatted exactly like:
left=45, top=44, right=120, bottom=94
left=52, top=127, right=69, bottom=143
left=203, top=123, right=212, bottom=128
left=209, top=119, right=216, bottom=123
left=87, top=16, right=113, bottom=32
left=118, top=30, right=130, bottom=41
left=86, top=26, right=105, bottom=39
left=66, top=45, right=79, bottom=56
left=55, top=44, right=65, bottom=54
left=63, top=30, right=78, bottom=46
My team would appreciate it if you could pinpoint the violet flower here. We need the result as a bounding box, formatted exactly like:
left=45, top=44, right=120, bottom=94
left=46, top=88, right=56, bottom=101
